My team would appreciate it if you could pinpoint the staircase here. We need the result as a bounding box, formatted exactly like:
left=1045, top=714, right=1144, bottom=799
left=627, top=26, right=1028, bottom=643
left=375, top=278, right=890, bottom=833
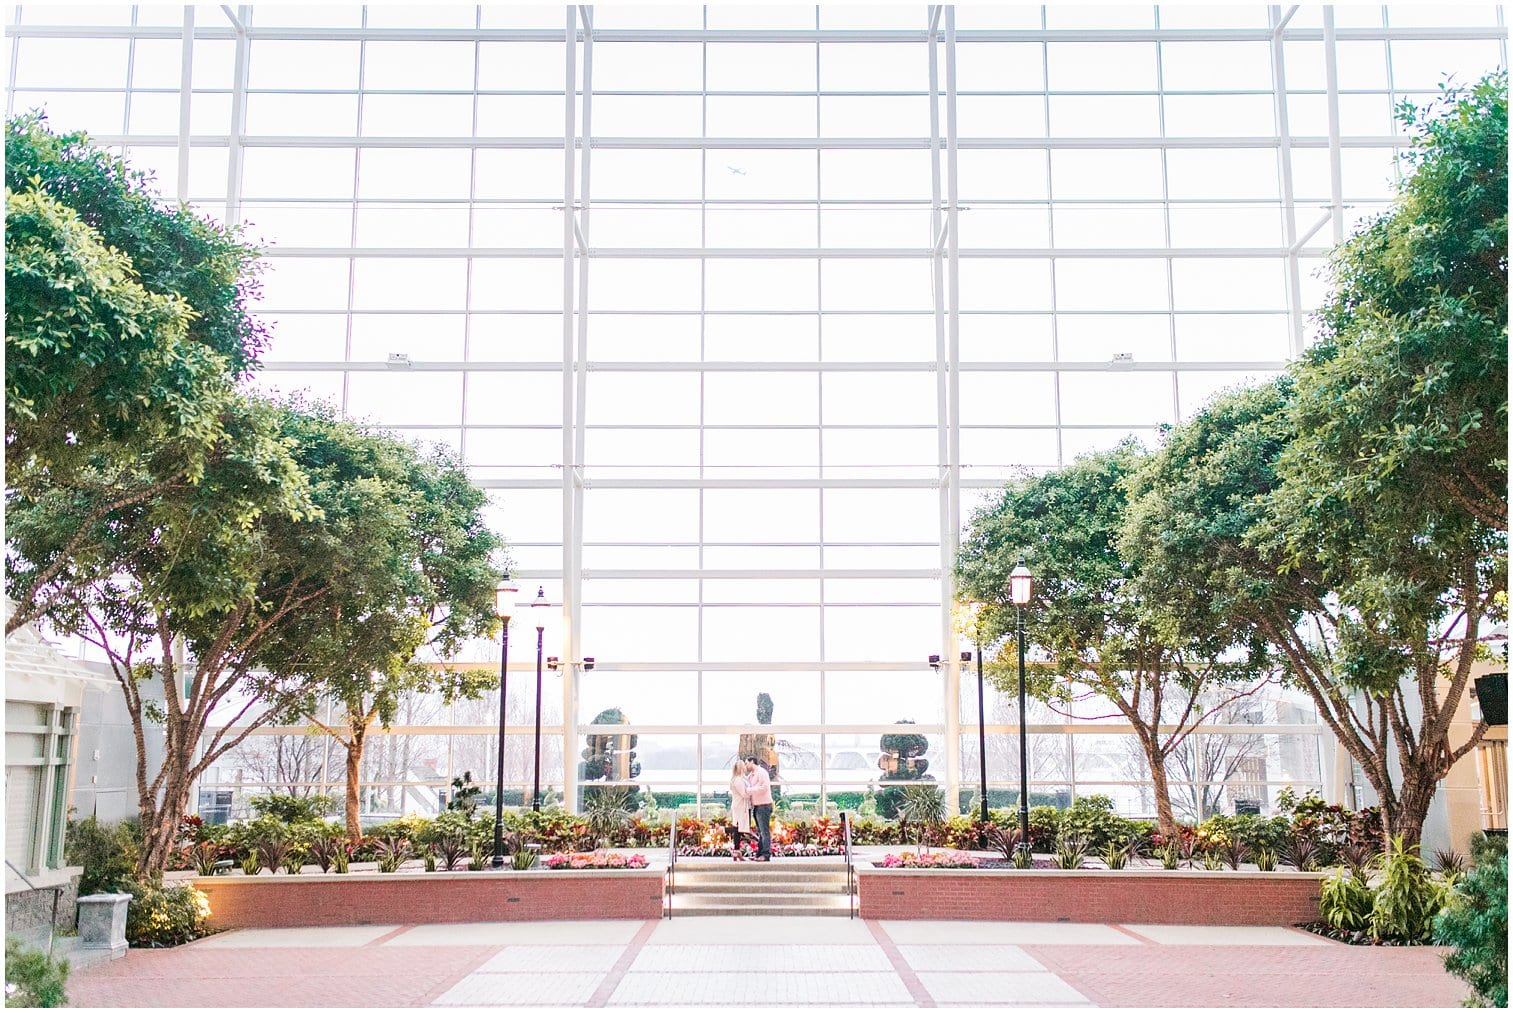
left=668, top=861, right=854, bottom=917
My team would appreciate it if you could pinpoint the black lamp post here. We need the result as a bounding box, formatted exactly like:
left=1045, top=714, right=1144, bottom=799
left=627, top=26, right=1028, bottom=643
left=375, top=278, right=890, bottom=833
left=491, top=576, right=518, bottom=869
left=1009, top=561, right=1034, bottom=858
left=969, top=604, right=990, bottom=826
left=530, top=586, right=549, bottom=812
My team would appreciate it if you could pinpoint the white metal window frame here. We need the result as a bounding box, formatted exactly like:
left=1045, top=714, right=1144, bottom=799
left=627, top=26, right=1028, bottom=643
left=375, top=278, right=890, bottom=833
left=9, top=5, right=1506, bottom=816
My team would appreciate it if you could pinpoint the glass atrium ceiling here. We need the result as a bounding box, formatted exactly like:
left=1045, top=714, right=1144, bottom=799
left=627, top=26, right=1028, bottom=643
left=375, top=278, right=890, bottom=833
left=7, top=5, right=1506, bottom=815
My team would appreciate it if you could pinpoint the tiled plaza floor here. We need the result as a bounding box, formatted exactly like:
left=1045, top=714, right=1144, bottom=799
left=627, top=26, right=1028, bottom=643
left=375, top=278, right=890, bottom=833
left=66, top=918, right=1470, bottom=1008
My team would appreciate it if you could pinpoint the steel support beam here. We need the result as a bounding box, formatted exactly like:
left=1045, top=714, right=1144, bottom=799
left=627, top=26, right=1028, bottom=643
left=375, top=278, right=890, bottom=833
left=175, top=6, right=193, bottom=204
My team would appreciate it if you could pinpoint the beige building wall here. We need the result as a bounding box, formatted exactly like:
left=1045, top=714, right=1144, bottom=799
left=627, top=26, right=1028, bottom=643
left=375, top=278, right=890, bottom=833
left=1437, top=660, right=1505, bottom=853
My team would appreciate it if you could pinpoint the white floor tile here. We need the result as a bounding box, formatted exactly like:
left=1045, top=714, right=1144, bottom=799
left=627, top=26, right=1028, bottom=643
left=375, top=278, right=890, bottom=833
left=195, top=925, right=398, bottom=948
left=631, top=943, right=892, bottom=972
left=880, top=922, right=1137, bottom=946
left=647, top=916, right=876, bottom=946
left=475, top=945, right=625, bottom=973
left=918, top=971, right=1089, bottom=1005
left=1121, top=924, right=1330, bottom=946
left=898, top=944, right=1045, bottom=971
left=431, top=972, right=604, bottom=1006
left=608, top=971, right=912, bottom=1006
left=387, top=921, right=645, bottom=946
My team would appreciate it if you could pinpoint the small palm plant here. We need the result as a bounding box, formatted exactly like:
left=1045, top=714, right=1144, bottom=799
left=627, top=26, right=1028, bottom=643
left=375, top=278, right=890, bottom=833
left=582, top=789, right=636, bottom=850
left=897, top=784, right=948, bottom=855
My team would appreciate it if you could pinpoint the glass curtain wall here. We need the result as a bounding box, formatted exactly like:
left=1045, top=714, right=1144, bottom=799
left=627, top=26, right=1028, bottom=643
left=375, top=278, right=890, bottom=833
left=8, top=5, right=1505, bottom=820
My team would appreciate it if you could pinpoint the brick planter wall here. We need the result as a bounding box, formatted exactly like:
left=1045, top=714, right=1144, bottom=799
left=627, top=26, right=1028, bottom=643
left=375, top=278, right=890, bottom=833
left=193, top=870, right=664, bottom=929
left=858, top=868, right=1326, bottom=925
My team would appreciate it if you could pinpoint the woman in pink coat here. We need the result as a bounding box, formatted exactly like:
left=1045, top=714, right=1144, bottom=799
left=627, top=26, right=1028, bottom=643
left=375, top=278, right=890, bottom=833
left=728, top=760, right=752, bottom=860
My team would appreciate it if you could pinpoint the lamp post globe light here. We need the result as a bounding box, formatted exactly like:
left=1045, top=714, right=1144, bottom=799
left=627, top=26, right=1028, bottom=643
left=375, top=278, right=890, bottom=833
left=1009, top=561, right=1034, bottom=859
left=531, top=586, right=550, bottom=812
left=965, top=600, right=990, bottom=826
left=491, top=576, right=518, bottom=869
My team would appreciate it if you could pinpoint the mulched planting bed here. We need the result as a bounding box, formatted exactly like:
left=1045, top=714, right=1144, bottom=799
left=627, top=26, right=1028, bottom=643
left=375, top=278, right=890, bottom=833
left=1296, top=923, right=1431, bottom=946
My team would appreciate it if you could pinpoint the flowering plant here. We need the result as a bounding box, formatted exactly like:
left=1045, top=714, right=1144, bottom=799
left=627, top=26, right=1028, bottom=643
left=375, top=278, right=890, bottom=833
left=543, top=851, right=649, bottom=870
left=878, top=850, right=980, bottom=869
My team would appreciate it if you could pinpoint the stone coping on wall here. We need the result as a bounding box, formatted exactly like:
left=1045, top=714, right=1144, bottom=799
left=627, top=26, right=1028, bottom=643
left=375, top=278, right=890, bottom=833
left=858, top=865, right=1330, bottom=880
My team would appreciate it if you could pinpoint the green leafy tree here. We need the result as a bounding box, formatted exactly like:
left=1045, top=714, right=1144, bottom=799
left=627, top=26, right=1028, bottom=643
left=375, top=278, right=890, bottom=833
left=959, top=442, right=1273, bottom=837
left=1126, top=77, right=1506, bottom=846
left=1259, top=76, right=1506, bottom=844
left=1435, top=836, right=1508, bottom=1007
left=242, top=412, right=503, bottom=841
left=4, top=114, right=262, bottom=635
left=1125, top=378, right=1499, bottom=846
left=45, top=401, right=500, bottom=877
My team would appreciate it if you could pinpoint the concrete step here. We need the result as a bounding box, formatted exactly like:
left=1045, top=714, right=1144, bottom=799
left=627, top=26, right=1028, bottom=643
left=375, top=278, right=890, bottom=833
left=675, top=869, right=849, bottom=883
left=675, top=865, right=849, bottom=878
left=670, top=894, right=855, bottom=917
left=667, top=890, right=848, bottom=908
left=673, top=879, right=849, bottom=895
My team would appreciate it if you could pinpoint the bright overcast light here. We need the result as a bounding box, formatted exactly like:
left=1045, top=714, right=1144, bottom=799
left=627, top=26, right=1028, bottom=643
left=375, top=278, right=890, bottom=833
left=9, top=3, right=1505, bottom=813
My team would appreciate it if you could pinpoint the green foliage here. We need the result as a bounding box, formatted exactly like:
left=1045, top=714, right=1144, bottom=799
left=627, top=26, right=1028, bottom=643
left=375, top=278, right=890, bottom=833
left=1058, top=795, right=1138, bottom=852
left=248, top=794, right=334, bottom=824
left=375, top=837, right=412, bottom=874
left=1434, top=845, right=1508, bottom=1007
left=1320, top=868, right=1375, bottom=933
left=511, top=849, right=539, bottom=870
left=448, top=773, right=482, bottom=815
left=1371, top=836, right=1444, bottom=943
left=1052, top=834, right=1089, bottom=870
left=1198, top=814, right=1292, bottom=854
left=4, top=936, right=68, bottom=1007
left=582, top=789, right=636, bottom=846
left=958, top=443, right=1269, bottom=836
left=125, top=883, right=209, bottom=947
left=239, top=853, right=261, bottom=876
left=64, top=818, right=139, bottom=896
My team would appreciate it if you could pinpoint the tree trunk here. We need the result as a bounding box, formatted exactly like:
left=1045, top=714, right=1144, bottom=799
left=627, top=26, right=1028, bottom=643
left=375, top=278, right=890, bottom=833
left=135, top=767, right=193, bottom=881
left=1145, top=744, right=1179, bottom=839
left=344, top=721, right=368, bottom=842
left=1382, top=767, right=1440, bottom=849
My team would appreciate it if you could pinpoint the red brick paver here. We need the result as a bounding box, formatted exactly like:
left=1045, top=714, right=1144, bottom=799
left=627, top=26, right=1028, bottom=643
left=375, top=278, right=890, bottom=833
left=68, top=944, right=496, bottom=1008
left=1026, top=942, right=1471, bottom=1008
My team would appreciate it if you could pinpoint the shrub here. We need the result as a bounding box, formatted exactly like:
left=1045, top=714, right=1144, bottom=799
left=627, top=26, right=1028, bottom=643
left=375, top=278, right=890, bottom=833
left=1058, top=795, right=1135, bottom=852
left=125, top=883, right=209, bottom=947
left=1371, top=836, right=1442, bottom=943
left=248, top=794, right=334, bottom=824
left=1319, top=868, right=1374, bottom=933
left=1434, top=843, right=1507, bottom=1008
left=4, top=936, right=68, bottom=1007
left=64, top=818, right=139, bottom=895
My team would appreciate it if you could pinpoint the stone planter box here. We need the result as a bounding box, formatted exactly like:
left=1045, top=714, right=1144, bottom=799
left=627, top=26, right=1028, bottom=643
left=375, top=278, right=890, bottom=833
left=192, top=869, right=665, bottom=930
left=857, top=867, right=1327, bottom=926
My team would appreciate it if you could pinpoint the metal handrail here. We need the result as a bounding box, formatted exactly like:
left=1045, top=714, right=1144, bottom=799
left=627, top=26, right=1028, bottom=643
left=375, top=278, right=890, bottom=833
left=666, top=818, right=677, bottom=918
left=842, top=812, right=855, bottom=919
left=6, top=859, right=62, bottom=958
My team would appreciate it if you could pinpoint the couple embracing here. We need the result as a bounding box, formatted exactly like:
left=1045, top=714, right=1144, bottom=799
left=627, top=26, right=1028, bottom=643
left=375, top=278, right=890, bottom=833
left=727, top=756, right=773, bottom=861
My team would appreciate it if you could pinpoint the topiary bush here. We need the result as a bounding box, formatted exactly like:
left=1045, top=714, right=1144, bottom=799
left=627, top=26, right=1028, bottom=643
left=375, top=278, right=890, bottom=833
left=125, top=883, right=210, bottom=947
left=1434, top=834, right=1507, bottom=1008
left=4, top=936, right=69, bottom=1007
